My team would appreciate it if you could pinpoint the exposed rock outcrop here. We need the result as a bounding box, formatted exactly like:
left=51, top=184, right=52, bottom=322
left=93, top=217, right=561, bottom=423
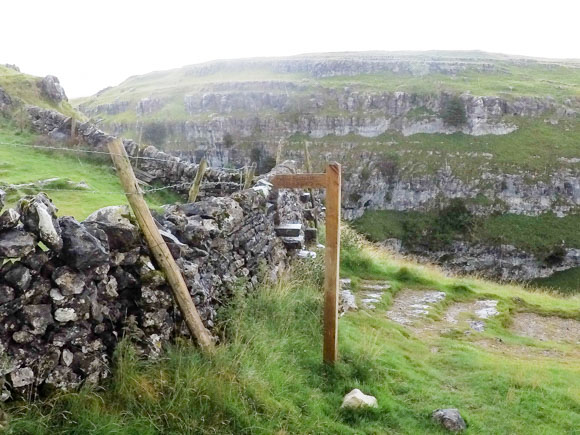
left=39, top=75, right=67, bottom=103
left=385, top=238, right=580, bottom=281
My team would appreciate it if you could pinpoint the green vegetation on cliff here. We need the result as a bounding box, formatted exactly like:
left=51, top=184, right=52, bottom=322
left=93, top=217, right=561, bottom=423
left=4, top=227, right=580, bottom=434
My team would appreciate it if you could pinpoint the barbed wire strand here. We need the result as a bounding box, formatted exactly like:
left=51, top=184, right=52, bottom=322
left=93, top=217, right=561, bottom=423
left=0, top=141, right=248, bottom=173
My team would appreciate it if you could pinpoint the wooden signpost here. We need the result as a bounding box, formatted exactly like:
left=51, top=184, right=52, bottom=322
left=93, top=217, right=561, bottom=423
left=272, top=163, right=341, bottom=364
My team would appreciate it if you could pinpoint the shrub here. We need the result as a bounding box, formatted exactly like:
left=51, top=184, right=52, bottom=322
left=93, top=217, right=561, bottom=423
left=441, top=96, right=467, bottom=127
left=142, top=122, right=168, bottom=146
left=223, top=133, right=234, bottom=148
left=375, top=155, right=399, bottom=180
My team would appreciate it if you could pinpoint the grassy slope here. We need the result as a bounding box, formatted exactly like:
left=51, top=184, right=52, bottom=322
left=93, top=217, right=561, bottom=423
left=352, top=209, right=580, bottom=254
left=0, top=122, right=179, bottom=219
left=352, top=209, right=580, bottom=293
left=296, top=117, right=580, bottom=180
left=4, top=227, right=580, bottom=434
left=72, top=52, right=580, bottom=125
left=0, top=66, right=77, bottom=118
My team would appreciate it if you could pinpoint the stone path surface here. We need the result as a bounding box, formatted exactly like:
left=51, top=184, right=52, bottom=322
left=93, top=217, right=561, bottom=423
left=358, top=280, right=391, bottom=309
left=386, top=290, right=446, bottom=325
left=443, top=300, right=499, bottom=332
left=511, top=312, right=580, bottom=344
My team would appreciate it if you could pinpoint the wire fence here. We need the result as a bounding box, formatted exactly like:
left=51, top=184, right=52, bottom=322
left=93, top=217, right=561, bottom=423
left=0, top=141, right=249, bottom=197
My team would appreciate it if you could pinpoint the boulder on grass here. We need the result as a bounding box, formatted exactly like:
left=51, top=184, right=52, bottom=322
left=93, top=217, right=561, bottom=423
left=432, top=408, right=467, bottom=432
left=341, top=388, right=378, bottom=409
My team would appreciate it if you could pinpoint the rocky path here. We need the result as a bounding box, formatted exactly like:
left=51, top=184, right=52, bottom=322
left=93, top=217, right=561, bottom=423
left=386, top=290, right=446, bottom=326
left=511, top=313, right=580, bottom=344
left=340, top=280, right=580, bottom=350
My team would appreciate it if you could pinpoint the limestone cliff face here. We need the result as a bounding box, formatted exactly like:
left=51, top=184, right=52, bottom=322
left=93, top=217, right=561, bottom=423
left=384, top=238, right=580, bottom=281
left=340, top=163, right=580, bottom=219
left=82, top=88, right=579, bottom=140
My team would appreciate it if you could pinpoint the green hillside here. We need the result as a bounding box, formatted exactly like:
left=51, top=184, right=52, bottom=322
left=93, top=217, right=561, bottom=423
left=0, top=65, right=77, bottom=118
left=0, top=122, right=178, bottom=219
left=74, top=51, right=580, bottom=123
left=4, top=227, right=580, bottom=434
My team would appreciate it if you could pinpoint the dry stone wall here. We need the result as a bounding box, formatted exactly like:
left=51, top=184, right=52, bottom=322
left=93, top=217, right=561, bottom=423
left=0, top=159, right=317, bottom=401
left=26, top=106, right=244, bottom=197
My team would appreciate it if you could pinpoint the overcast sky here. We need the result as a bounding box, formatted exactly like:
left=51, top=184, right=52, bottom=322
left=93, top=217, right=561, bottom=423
left=2, top=0, right=579, bottom=98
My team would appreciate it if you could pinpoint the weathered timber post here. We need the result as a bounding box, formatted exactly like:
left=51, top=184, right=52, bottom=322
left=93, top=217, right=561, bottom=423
left=70, top=117, right=76, bottom=143
left=323, top=163, right=341, bottom=363
left=188, top=157, right=207, bottom=203
left=244, top=162, right=256, bottom=189
left=107, top=138, right=214, bottom=350
left=271, top=163, right=341, bottom=364
left=276, top=138, right=285, bottom=164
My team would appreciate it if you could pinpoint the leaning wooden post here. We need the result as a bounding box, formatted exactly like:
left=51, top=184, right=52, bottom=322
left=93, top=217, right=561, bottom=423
left=188, top=157, right=208, bottom=203
left=107, top=138, right=214, bottom=350
left=323, top=163, right=341, bottom=364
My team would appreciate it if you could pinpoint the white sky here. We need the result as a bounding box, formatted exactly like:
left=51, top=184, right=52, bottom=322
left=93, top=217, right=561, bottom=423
left=2, top=0, right=579, bottom=98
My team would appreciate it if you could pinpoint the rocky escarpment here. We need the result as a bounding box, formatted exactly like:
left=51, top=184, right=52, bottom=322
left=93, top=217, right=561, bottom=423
left=340, top=157, right=580, bottom=219
left=383, top=238, right=580, bottom=281
left=25, top=104, right=580, bottom=220
left=181, top=53, right=504, bottom=78
left=0, top=159, right=318, bottom=401
left=83, top=88, right=579, bottom=141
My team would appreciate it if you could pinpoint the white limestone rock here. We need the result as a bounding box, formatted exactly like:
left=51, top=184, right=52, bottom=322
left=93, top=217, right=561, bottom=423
left=341, top=388, right=378, bottom=409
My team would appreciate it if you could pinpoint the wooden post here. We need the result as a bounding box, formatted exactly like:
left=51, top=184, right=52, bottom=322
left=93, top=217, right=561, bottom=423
left=70, top=117, right=76, bottom=143
left=323, top=163, right=341, bottom=364
left=276, top=138, right=285, bottom=165
left=271, top=163, right=341, bottom=364
left=188, top=158, right=207, bottom=203
left=107, top=138, right=214, bottom=350
left=244, top=162, right=256, bottom=189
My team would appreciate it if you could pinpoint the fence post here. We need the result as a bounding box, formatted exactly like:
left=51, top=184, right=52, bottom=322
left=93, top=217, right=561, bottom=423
left=323, top=163, right=341, bottom=364
left=188, top=158, right=208, bottom=203
left=107, top=138, right=214, bottom=350
left=276, top=138, right=285, bottom=164
left=244, top=162, right=256, bottom=189
left=70, top=117, right=76, bottom=143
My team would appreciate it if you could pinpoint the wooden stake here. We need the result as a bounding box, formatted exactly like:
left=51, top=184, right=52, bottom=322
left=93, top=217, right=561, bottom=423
left=188, top=158, right=207, bottom=203
left=276, top=138, right=284, bottom=165
left=244, top=162, right=256, bottom=189
left=71, top=117, right=76, bottom=143
left=323, top=163, right=341, bottom=364
left=107, top=138, right=214, bottom=350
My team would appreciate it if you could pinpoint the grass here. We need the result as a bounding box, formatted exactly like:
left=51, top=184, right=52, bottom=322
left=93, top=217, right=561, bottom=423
left=353, top=209, right=580, bottom=256
left=0, top=122, right=180, bottom=219
left=532, top=267, right=580, bottom=295
left=3, top=226, right=580, bottom=434
left=319, top=63, right=580, bottom=100
left=0, top=65, right=77, bottom=118
left=297, top=116, right=580, bottom=180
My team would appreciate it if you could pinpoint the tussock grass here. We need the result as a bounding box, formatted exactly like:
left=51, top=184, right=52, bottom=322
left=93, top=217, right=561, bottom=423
left=4, top=225, right=580, bottom=434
